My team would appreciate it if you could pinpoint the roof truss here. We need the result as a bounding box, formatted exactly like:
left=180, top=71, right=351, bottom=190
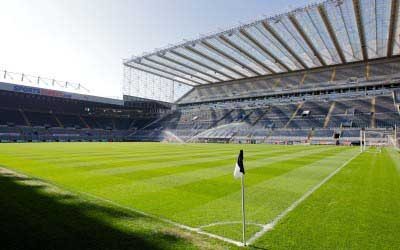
left=125, top=0, right=397, bottom=86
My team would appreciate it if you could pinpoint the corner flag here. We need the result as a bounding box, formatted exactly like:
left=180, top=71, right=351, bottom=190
left=233, top=149, right=246, bottom=246
left=234, top=149, right=245, bottom=179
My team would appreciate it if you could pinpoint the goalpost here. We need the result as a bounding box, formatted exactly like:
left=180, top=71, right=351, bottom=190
left=360, top=128, right=397, bottom=152
left=389, top=124, right=399, bottom=151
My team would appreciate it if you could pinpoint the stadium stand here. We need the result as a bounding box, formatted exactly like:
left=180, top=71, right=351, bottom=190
left=0, top=83, right=169, bottom=142
left=124, top=42, right=400, bottom=146
left=1, top=66, right=399, bottom=144
left=2, top=0, right=400, bottom=145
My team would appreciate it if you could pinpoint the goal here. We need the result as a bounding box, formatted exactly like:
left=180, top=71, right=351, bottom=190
left=360, top=128, right=397, bottom=151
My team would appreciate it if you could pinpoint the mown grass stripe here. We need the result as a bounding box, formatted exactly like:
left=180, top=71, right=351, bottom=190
left=175, top=148, right=358, bottom=228
left=247, top=149, right=361, bottom=244
left=0, top=143, right=376, bottom=247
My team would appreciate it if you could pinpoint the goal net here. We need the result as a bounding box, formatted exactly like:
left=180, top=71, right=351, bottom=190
left=362, top=129, right=397, bottom=150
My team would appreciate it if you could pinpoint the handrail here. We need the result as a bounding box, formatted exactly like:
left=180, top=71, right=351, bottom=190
left=0, top=69, right=90, bottom=93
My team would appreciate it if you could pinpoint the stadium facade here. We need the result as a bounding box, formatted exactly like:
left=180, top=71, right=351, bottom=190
left=1, top=0, right=400, bottom=146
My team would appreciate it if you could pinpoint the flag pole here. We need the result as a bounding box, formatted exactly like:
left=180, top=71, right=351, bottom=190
left=241, top=174, right=246, bottom=246
left=234, top=149, right=246, bottom=246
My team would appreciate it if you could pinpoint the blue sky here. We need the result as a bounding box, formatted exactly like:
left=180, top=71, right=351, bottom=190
left=0, top=0, right=313, bottom=98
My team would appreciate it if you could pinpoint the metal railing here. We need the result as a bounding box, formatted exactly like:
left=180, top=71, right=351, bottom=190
left=1, top=69, right=90, bottom=93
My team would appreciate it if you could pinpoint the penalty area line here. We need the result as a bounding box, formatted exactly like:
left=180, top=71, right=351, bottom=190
left=247, top=150, right=362, bottom=245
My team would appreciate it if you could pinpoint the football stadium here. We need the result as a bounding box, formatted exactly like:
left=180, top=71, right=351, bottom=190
left=1, top=0, right=400, bottom=249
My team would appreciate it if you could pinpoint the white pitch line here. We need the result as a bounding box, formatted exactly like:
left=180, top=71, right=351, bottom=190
left=0, top=166, right=244, bottom=247
left=68, top=190, right=245, bottom=246
left=200, top=221, right=263, bottom=229
left=246, top=151, right=361, bottom=245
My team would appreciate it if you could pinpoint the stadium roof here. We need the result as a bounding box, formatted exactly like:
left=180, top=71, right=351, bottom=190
left=124, top=0, right=400, bottom=87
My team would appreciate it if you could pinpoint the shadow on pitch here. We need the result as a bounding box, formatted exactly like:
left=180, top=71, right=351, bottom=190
left=0, top=170, right=191, bottom=250
left=248, top=245, right=269, bottom=250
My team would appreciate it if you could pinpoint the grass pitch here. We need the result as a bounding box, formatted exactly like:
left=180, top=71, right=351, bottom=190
left=0, top=143, right=399, bottom=249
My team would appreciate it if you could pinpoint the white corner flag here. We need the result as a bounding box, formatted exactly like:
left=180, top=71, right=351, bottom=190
left=234, top=150, right=246, bottom=246
left=234, top=149, right=245, bottom=179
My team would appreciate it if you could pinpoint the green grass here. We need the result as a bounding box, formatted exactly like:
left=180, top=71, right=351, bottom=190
left=0, top=143, right=398, bottom=249
left=0, top=167, right=225, bottom=250
left=254, top=147, right=400, bottom=250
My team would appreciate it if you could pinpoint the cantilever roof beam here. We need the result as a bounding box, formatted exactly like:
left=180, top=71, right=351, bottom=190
left=288, top=14, right=326, bottom=66
left=262, top=21, right=309, bottom=69
left=387, top=0, right=399, bottom=57
left=124, top=63, right=197, bottom=87
left=353, top=0, right=368, bottom=60
left=132, top=60, right=203, bottom=85
left=254, top=24, right=301, bottom=70
left=184, top=45, right=248, bottom=78
left=201, top=40, right=260, bottom=76
left=124, top=0, right=399, bottom=86
left=144, top=57, right=212, bottom=84
left=318, top=5, right=347, bottom=63
left=219, top=35, right=275, bottom=74
left=159, top=54, right=224, bottom=81
left=239, top=29, right=291, bottom=71
left=168, top=50, right=234, bottom=80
